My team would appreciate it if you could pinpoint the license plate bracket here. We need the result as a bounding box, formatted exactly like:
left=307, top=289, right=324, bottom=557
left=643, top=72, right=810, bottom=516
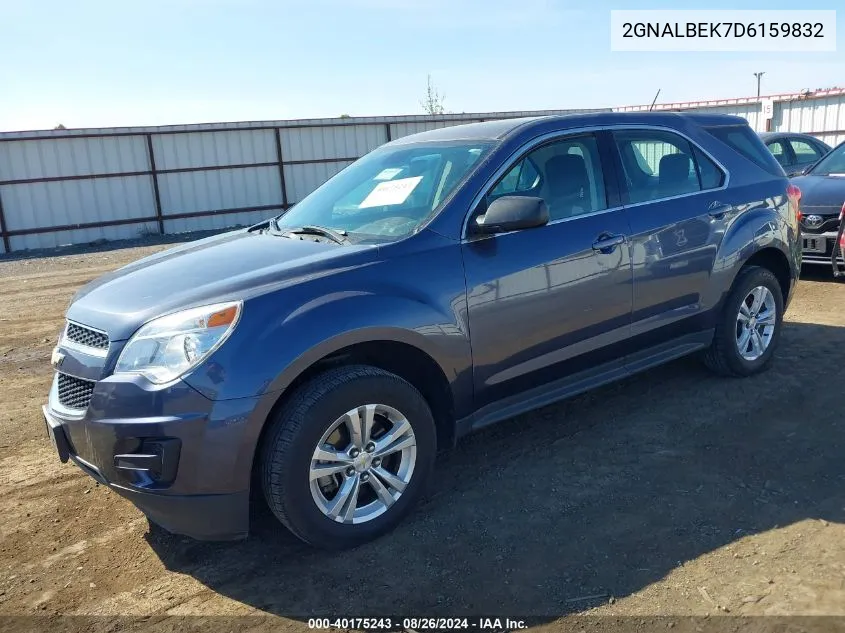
left=803, top=236, right=827, bottom=253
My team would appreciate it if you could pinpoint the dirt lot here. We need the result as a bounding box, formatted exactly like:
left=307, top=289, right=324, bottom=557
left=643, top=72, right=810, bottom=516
left=1, top=239, right=844, bottom=630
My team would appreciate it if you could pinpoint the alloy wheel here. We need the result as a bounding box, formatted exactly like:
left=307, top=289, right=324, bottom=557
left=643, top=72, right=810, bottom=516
left=735, top=285, right=777, bottom=361
left=309, top=404, right=417, bottom=524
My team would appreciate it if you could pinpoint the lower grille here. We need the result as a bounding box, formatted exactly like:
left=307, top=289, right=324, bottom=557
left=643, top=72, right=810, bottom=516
left=57, top=373, right=95, bottom=410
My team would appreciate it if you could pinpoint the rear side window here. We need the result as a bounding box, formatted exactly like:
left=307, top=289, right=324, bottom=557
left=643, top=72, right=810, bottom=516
left=613, top=130, right=724, bottom=204
left=705, top=125, right=785, bottom=176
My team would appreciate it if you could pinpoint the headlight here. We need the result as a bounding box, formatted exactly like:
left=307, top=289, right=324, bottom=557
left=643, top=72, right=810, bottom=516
left=114, top=301, right=242, bottom=384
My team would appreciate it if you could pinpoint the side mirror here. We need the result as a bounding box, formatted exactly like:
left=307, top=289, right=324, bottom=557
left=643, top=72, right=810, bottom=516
left=471, top=196, right=549, bottom=235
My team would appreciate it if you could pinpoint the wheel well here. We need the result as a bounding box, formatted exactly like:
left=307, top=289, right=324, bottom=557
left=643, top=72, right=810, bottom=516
left=742, top=248, right=792, bottom=301
left=257, top=341, right=456, bottom=461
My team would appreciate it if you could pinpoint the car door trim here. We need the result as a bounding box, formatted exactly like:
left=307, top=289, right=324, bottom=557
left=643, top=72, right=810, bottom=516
left=461, top=124, right=732, bottom=241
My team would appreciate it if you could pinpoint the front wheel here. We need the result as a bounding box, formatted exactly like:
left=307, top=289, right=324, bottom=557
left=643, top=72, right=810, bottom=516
left=260, top=365, right=436, bottom=549
left=702, top=265, right=784, bottom=377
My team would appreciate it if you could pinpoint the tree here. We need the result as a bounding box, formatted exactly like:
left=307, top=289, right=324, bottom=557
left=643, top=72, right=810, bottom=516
left=339, top=114, right=351, bottom=119
left=420, top=75, right=446, bottom=115
left=54, top=123, right=67, bottom=130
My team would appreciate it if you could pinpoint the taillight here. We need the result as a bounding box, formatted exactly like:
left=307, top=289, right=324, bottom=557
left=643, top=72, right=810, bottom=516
left=787, top=184, right=802, bottom=221
left=839, top=201, right=845, bottom=221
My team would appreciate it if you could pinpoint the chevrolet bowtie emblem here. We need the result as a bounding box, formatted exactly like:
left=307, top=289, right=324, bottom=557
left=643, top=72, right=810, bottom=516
left=51, top=347, right=65, bottom=369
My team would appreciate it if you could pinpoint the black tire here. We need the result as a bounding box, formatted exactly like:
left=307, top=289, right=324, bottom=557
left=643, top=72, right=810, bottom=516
left=702, top=265, right=785, bottom=377
left=259, top=365, right=436, bottom=550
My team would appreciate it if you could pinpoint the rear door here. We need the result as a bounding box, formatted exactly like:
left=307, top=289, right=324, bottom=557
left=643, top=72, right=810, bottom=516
left=610, top=128, right=729, bottom=347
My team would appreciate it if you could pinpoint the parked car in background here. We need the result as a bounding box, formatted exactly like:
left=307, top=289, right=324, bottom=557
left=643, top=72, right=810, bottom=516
left=760, top=132, right=832, bottom=177
left=790, top=139, right=845, bottom=266
left=44, top=112, right=800, bottom=549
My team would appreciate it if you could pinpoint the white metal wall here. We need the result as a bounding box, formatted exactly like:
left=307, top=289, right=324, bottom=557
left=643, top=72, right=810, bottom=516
left=615, top=90, right=845, bottom=143
left=0, top=109, right=594, bottom=253
left=775, top=97, right=845, bottom=147
left=684, top=100, right=845, bottom=143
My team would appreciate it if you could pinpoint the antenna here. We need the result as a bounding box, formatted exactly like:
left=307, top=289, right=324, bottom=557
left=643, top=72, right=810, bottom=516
left=648, top=89, right=661, bottom=111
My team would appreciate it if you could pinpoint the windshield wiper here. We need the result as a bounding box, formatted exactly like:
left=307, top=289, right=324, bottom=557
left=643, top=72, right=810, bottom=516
left=267, top=215, right=282, bottom=232
left=277, top=224, right=348, bottom=245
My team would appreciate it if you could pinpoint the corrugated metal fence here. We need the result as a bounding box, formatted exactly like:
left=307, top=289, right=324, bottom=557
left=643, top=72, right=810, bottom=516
left=2, top=89, right=845, bottom=254
left=616, top=87, right=845, bottom=147
left=0, top=110, right=596, bottom=253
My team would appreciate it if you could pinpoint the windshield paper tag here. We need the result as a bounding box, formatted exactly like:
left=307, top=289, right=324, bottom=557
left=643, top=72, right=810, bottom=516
left=374, top=168, right=404, bottom=181
left=359, top=176, right=423, bottom=208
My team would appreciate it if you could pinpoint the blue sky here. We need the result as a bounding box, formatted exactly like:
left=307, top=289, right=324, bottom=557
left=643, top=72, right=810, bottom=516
left=0, top=0, right=842, bottom=131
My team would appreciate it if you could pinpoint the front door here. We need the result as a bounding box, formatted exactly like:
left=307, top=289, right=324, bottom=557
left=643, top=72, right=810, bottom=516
left=461, top=132, right=633, bottom=409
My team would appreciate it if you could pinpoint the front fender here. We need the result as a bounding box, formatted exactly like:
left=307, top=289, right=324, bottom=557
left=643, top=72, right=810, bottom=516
left=179, top=286, right=472, bottom=496
left=183, top=279, right=471, bottom=405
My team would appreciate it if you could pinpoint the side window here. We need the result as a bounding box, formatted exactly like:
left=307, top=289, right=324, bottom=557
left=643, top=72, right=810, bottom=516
left=489, top=158, right=540, bottom=197
left=790, top=139, right=822, bottom=164
left=766, top=140, right=791, bottom=167
left=613, top=130, right=724, bottom=204
left=485, top=134, right=607, bottom=222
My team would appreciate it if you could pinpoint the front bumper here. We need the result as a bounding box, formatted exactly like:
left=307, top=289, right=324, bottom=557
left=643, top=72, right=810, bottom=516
left=801, top=230, right=843, bottom=265
left=43, top=372, right=267, bottom=541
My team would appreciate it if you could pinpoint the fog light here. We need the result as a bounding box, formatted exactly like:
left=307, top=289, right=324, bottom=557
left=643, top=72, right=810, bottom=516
left=114, top=438, right=181, bottom=485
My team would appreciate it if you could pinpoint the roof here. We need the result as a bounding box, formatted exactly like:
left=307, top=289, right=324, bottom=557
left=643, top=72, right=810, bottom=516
left=388, top=111, right=748, bottom=145
left=759, top=131, right=827, bottom=140
left=387, top=117, right=544, bottom=143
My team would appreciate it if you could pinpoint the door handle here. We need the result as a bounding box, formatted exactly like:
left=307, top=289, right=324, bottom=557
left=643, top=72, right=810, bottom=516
left=708, top=201, right=731, bottom=219
left=592, top=233, right=626, bottom=253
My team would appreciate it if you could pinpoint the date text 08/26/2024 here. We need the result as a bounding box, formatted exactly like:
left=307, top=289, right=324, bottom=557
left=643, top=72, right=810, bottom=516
left=307, top=617, right=529, bottom=631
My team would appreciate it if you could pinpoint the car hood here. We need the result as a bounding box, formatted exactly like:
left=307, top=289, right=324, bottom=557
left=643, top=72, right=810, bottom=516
left=791, top=174, right=845, bottom=210
left=67, top=229, right=378, bottom=340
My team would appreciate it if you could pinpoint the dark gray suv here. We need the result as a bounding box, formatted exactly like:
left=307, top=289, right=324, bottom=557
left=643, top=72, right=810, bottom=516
left=44, top=112, right=801, bottom=549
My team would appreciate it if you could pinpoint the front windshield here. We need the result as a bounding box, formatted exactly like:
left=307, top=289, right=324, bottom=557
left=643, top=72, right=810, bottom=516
left=808, top=142, right=845, bottom=176
left=274, top=140, right=495, bottom=241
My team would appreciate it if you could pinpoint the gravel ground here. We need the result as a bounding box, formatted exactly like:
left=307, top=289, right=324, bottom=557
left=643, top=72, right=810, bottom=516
left=0, top=236, right=843, bottom=631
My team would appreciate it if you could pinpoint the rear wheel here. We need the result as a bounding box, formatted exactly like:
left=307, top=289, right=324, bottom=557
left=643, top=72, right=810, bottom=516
left=702, top=265, right=784, bottom=377
left=260, top=365, right=436, bottom=549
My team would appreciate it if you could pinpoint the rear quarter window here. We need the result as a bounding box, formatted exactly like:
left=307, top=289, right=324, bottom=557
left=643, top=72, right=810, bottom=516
left=705, top=125, right=785, bottom=177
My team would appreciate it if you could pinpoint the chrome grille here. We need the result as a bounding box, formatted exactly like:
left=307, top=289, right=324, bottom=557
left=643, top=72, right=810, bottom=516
left=65, top=322, right=109, bottom=350
left=57, top=373, right=95, bottom=410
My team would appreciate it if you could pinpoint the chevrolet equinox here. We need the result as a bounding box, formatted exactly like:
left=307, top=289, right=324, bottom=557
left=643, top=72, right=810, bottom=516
left=44, top=113, right=802, bottom=549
